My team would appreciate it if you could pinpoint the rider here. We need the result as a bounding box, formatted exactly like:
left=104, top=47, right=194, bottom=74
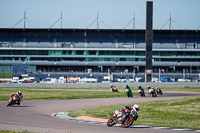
left=11, top=90, right=23, bottom=105
left=138, top=85, right=144, bottom=91
left=147, top=86, right=153, bottom=94
left=110, top=84, right=114, bottom=91
left=115, top=104, right=140, bottom=120
left=125, top=85, right=131, bottom=90
left=110, top=84, right=117, bottom=92
left=125, top=85, right=132, bottom=97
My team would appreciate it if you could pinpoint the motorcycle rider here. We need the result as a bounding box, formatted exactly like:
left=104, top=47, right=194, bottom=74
left=138, top=85, right=145, bottom=97
left=11, top=90, right=23, bottom=105
left=125, top=85, right=132, bottom=97
left=138, top=85, right=144, bottom=92
left=115, top=104, right=140, bottom=121
left=110, top=84, right=118, bottom=92
left=147, top=86, right=153, bottom=94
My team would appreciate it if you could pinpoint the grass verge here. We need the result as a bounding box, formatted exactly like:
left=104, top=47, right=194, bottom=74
left=0, top=88, right=136, bottom=101
left=69, top=96, right=200, bottom=130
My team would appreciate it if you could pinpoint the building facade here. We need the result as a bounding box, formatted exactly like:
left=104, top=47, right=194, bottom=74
left=0, top=28, right=200, bottom=82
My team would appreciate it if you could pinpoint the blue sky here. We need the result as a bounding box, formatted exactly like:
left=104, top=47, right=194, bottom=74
left=0, top=0, right=200, bottom=29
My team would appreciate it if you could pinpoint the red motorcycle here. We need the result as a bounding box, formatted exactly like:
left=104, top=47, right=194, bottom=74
left=7, top=93, right=23, bottom=107
left=107, top=105, right=139, bottom=128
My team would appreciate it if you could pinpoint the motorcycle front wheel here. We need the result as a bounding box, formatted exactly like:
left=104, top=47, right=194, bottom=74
left=107, top=118, right=115, bottom=127
left=7, top=100, right=13, bottom=107
left=122, top=116, right=134, bottom=128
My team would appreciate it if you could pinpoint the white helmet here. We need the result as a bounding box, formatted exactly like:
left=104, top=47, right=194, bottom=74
left=18, top=90, right=21, bottom=95
left=133, top=104, right=140, bottom=111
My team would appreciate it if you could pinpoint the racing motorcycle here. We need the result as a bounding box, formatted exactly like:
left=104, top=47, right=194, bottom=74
left=138, top=88, right=145, bottom=97
left=107, top=105, right=138, bottom=128
left=125, top=89, right=133, bottom=98
left=7, top=93, right=23, bottom=107
left=156, top=88, right=163, bottom=95
left=149, top=88, right=157, bottom=97
left=110, top=86, right=119, bottom=92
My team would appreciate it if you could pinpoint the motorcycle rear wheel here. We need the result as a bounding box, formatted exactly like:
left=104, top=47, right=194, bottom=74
left=107, top=118, right=115, bottom=127
left=122, top=116, right=134, bottom=128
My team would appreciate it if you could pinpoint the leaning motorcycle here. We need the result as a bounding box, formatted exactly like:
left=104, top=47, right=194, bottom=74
left=125, top=89, right=133, bottom=98
left=151, top=89, right=157, bottom=97
left=111, top=86, right=119, bottom=92
left=107, top=106, right=138, bottom=128
left=148, top=88, right=157, bottom=97
left=157, top=88, right=163, bottom=95
left=7, top=94, right=23, bottom=107
left=138, top=89, right=145, bottom=97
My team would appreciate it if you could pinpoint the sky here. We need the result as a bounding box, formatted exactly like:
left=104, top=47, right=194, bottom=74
left=0, top=0, right=200, bottom=29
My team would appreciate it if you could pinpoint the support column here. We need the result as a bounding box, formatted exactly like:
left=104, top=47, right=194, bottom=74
left=145, top=1, right=153, bottom=82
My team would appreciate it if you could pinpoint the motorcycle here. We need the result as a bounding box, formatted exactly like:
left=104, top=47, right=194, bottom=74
left=107, top=105, right=138, bottom=128
left=125, top=89, right=133, bottom=98
left=138, top=88, right=145, bottom=97
left=110, top=86, right=119, bottom=92
left=7, top=93, right=23, bottom=107
left=156, top=88, right=163, bottom=95
left=149, top=88, right=157, bottom=97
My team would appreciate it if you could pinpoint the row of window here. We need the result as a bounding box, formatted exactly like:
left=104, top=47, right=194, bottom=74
left=0, top=66, right=12, bottom=73
left=0, top=57, right=200, bottom=62
left=1, top=50, right=200, bottom=56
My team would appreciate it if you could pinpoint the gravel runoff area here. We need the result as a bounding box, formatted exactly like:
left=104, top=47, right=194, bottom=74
left=0, top=91, right=200, bottom=133
left=1, top=82, right=200, bottom=88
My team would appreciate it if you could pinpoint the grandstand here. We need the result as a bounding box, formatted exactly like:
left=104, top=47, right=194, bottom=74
left=0, top=28, right=200, bottom=82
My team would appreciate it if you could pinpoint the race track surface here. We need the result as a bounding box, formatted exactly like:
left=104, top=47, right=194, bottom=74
left=0, top=91, right=199, bottom=133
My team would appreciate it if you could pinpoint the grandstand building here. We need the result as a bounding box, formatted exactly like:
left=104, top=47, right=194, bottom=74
left=0, top=28, right=200, bottom=82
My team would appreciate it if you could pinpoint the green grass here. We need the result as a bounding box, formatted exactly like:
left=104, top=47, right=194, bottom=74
left=0, top=88, right=137, bottom=101
left=69, top=96, right=200, bottom=130
left=0, top=73, right=12, bottom=78
left=159, top=86, right=200, bottom=92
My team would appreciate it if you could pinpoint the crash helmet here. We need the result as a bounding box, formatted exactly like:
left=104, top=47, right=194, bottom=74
left=133, top=104, right=140, bottom=111
left=18, top=90, right=22, bottom=95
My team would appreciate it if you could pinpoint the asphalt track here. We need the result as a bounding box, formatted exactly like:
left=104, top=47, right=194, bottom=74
left=0, top=91, right=199, bottom=133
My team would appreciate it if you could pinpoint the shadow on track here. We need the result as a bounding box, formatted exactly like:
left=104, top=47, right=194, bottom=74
left=7, top=105, right=36, bottom=107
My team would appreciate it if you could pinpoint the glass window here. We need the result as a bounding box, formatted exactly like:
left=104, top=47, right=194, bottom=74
left=55, top=50, right=62, bottom=55
left=0, top=50, right=11, bottom=55
left=48, top=50, right=54, bottom=55
left=84, top=50, right=88, bottom=55
left=120, top=58, right=126, bottom=61
left=111, top=51, right=122, bottom=55
left=72, top=50, right=76, bottom=55
left=12, top=50, right=24, bottom=55
left=89, top=51, right=96, bottom=55
left=63, top=50, right=72, bottom=55
left=123, top=51, right=135, bottom=56
left=99, top=51, right=111, bottom=55
left=153, top=51, right=160, bottom=56
left=37, top=50, right=48, bottom=55
left=0, top=66, right=12, bottom=73
left=29, top=66, right=36, bottom=73
left=136, top=51, right=145, bottom=56
left=76, top=51, right=84, bottom=55
left=25, top=50, right=37, bottom=55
